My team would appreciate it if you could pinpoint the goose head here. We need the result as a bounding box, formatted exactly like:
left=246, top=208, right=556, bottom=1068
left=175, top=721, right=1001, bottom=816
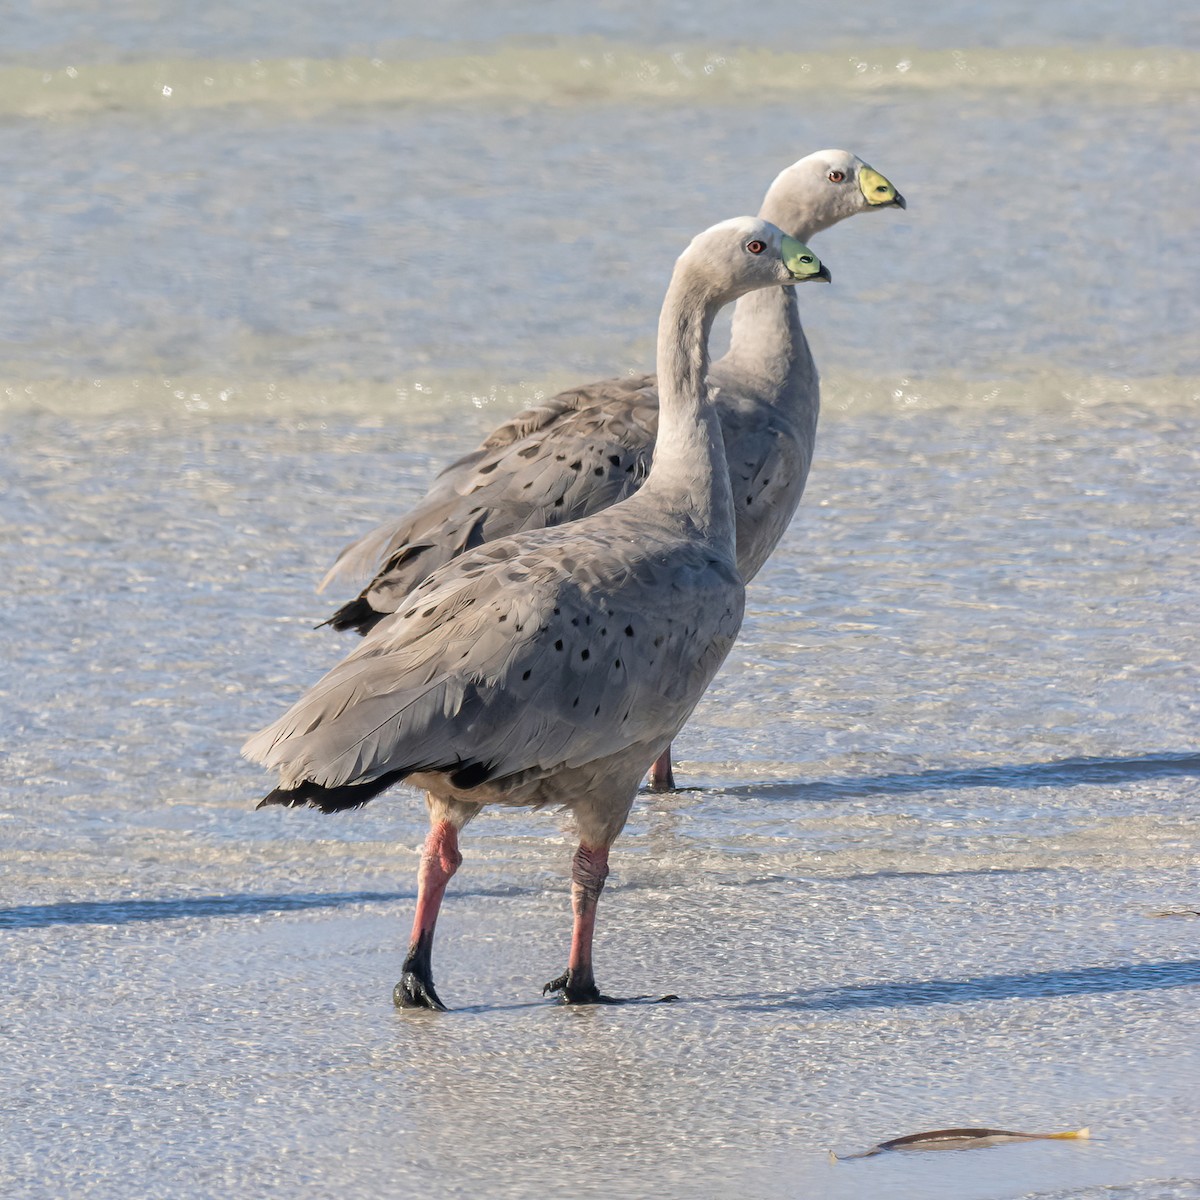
left=759, top=149, right=906, bottom=241
left=681, top=216, right=831, bottom=306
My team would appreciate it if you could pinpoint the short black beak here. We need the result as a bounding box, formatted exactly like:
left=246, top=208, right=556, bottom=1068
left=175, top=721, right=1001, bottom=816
left=814, top=264, right=832, bottom=283
left=892, top=191, right=907, bottom=209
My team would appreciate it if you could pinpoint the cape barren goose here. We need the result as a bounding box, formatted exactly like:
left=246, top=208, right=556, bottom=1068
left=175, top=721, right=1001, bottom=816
left=319, top=150, right=904, bottom=789
left=244, top=219, right=831, bottom=1009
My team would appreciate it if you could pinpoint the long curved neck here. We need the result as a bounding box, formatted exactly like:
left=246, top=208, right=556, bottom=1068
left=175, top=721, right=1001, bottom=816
left=719, top=284, right=810, bottom=392
left=642, top=266, right=736, bottom=551
left=715, top=199, right=818, bottom=411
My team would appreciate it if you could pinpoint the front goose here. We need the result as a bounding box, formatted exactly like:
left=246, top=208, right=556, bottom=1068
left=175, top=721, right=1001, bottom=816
left=244, top=219, right=830, bottom=1008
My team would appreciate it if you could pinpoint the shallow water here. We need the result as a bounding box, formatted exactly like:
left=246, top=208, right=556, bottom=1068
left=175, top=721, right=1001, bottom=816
left=2, top=4, right=1199, bottom=1198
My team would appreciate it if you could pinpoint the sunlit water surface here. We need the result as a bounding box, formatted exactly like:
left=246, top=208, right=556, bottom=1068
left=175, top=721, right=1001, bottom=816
left=2, top=4, right=1199, bottom=1198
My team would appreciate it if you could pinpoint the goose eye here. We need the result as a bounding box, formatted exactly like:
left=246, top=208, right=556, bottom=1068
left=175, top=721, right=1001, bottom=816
left=828, top=170, right=846, bottom=183
left=745, top=239, right=765, bottom=255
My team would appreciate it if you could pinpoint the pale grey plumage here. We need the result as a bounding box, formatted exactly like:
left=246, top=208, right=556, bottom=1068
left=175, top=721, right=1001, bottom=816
left=246, top=217, right=815, bottom=831
left=324, top=377, right=658, bottom=621
left=320, top=150, right=903, bottom=636
left=251, top=514, right=742, bottom=814
left=245, top=216, right=829, bottom=1007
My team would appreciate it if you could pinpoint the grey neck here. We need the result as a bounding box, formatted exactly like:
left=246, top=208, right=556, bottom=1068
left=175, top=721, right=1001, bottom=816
left=717, top=284, right=810, bottom=395
left=641, top=266, right=737, bottom=552
left=714, top=202, right=819, bottom=413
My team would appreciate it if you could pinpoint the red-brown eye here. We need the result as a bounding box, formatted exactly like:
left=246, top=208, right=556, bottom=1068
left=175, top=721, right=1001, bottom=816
left=828, top=170, right=845, bottom=182
left=745, top=240, right=765, bottom=254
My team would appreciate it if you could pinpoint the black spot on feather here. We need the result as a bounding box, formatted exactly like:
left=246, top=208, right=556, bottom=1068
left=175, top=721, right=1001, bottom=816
left=383, top=542, right=434, bottom=573
left=463, top=514, right=488, bottom=551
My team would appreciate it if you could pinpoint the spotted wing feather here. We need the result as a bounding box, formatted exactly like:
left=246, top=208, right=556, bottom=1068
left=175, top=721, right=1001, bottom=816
left=319, top=375, right=659, bottom=632
left=249, top=517, right=743, bottom=800
left=718, top=401, right=818, bottom=580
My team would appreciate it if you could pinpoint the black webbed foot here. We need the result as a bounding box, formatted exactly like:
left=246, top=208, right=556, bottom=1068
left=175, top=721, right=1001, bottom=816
left=394, top=971, right=448, bottom=1011
left=542, top=971, right=570, bottom=996
left=542, top=969, right=613, bottom=1004
left=395, top=932, right=448, bottom=1011
left=542, top=970, right=677, bottom=1005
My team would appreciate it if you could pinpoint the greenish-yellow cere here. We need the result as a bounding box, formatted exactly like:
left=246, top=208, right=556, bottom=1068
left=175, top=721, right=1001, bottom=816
left=781, top=236, right=823, bottom=279
left=859, top=165, right=900, bottom=205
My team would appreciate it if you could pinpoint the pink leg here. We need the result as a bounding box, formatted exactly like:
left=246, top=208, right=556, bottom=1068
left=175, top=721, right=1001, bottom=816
left=395, top=819, right=462, bottom=1010
left=647, top=744, right=676, bottom=792
left=543, top=843, right=611, bottom=1003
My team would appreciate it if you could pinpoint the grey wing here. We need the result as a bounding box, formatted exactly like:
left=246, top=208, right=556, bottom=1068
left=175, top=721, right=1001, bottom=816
left=719, top=404, right=818, bottom=583
left=318, top=373, right=661, bottom=633
left=247, top=532, right=743, bottom=800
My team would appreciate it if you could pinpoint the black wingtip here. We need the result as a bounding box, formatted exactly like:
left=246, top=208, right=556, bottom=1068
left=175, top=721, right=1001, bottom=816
left=256, top=760, right=496, bottom=814
left=317, top=596, right=387, bottom=637
left=256, top=769, right=410, bottom=814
